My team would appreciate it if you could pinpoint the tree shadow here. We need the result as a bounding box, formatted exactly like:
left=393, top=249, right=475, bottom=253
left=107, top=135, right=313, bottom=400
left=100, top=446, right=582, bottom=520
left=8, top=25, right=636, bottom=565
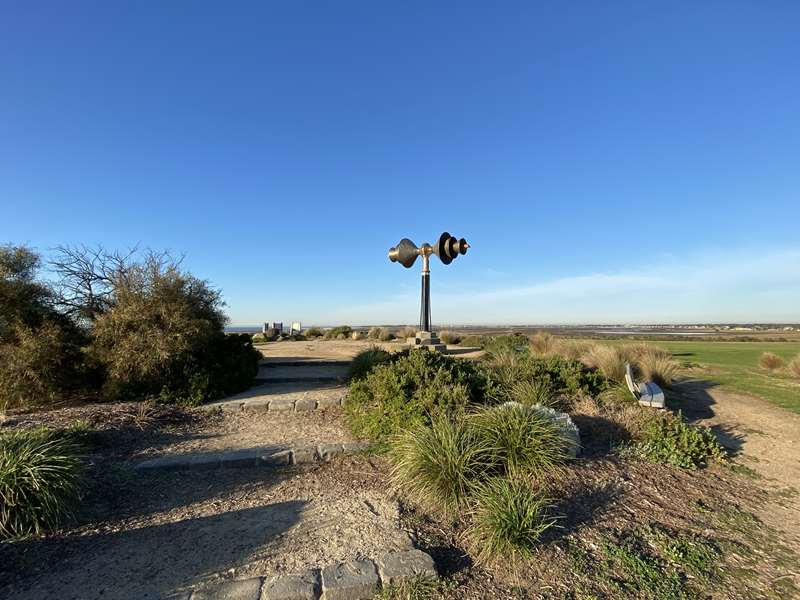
left=667, top=378, right=719, bottom=420
left=571, top=415, right=632, bottom=458
left=1, top=500, right=306, bottom=600
left=543, top=481, right=622, bottom=544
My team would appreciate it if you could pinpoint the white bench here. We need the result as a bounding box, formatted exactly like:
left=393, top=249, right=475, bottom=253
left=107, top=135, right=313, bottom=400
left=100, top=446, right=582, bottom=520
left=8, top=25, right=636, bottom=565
left=625, top=363, right=665, bottom=408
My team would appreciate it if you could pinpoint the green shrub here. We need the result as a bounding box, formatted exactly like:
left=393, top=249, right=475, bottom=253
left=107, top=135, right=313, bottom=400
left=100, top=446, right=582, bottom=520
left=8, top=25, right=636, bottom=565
left=636, top=412, right=726, bottom=469
left=348, top=346, right=392, bottom=381
left=469, top=403, right=574, bottom=478
left=389, top=415, right=485, bottom=516
left=324, top=325, right=352, bottom=340
left=345, top=349, right=491, bottom=443
left=483, top=334, right=530, bottom=356
left=304, top=327, right=324, bottom=338
left=0, top=428, right=84, bottom=539
left=459, top=334, right=489, bottom=348
left=90, top=257, right=259, bottom=405
left=467, top=476, right=556, bottom=566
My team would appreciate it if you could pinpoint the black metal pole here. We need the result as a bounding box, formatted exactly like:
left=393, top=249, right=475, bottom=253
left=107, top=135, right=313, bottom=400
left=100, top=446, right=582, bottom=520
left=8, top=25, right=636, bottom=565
left=420, top=255, right=431, bottom=332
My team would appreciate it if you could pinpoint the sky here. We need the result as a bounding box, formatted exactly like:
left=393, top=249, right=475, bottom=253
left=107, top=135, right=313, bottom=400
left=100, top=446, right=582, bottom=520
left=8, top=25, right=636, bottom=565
left=1, top=2, right=799, bottom=326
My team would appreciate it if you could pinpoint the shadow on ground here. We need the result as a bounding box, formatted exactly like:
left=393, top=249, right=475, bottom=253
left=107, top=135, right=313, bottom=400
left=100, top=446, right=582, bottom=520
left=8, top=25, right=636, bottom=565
left=1, top=500, right=305, bottom=600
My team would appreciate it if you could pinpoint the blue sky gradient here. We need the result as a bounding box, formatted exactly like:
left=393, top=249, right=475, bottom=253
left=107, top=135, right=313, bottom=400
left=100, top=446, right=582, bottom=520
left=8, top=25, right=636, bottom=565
left=2, top=2, right=798, bottom=325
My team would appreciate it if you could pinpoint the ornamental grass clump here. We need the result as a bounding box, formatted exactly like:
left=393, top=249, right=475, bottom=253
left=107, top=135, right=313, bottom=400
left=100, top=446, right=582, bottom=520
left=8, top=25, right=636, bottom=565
left=0, top=428, right=84, bottom=539
left=510, top=378, right=555, bottom=408
left=580, top=344, right=626, bottom=383
left=636, top=351, right=680, bottom=388
left=758, top=352, right=785, bottom=371
left=469, top=402, right=575, bottom=478
left=389, top=415, right=485, bottom=516
left=467, top=476, right=557, bottom=567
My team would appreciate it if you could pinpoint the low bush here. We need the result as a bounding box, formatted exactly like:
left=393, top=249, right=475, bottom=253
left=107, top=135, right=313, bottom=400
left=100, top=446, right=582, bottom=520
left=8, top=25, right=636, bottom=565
left=0, top=428, right=85, bottom=539
left=459, top=334, right=490, bottom=348
left=636, top=411, right=725, bottom=469
left=389, top=415, right=484, bottom=516
left=379, top=329, right=396, bottom=342
left=580, top=344, right=626, bottom=383
left=758, top=352, right=785, bottom=371
left=466, top=476, right=556, bottom=567
left=439, top=330, right=461, bottom=345
left=790, top=356, right=800, bottom=378
left=396, top=326, right=417, bottom=339
left=304, top=327, right=324, bottom=338
left=345, top=349, right=491, bottom=443
left=324, top=325, right=352, bottom=340
left=469, top=403, right=574, bottom=478
left=637, top=351, right=679, bottom=388
left=350, top=330, right=365, bottom=340
left=348, top=346, right=392, bottom=381
left=367, top=326, right=383, bottom=340
left=529, top=331, right=556, bottom=355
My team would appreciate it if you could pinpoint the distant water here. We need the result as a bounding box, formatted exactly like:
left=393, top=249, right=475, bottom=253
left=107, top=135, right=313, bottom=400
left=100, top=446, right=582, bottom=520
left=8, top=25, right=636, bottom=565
left=226, top=326, right=261, bottom=334
left=591, top=329, right=711, bottom=336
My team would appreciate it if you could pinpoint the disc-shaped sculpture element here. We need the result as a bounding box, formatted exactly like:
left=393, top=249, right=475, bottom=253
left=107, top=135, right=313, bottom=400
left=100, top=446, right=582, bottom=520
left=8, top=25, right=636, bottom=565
left=455, top=237, right=469, bottom=255
left=388, top=238, right=419, bottom=268
left=435, top=231, right=454, bottom=264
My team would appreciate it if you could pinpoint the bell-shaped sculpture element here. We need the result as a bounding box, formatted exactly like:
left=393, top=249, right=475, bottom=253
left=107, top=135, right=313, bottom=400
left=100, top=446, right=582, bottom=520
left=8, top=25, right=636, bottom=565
left=434, top=232, right=470, bottom=264
left=388, top=238, right=419, bottom=268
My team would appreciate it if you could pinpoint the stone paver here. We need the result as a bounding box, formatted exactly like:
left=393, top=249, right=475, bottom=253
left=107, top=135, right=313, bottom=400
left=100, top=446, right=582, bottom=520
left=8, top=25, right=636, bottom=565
left=134, top=444, right=370, bottom=472
left=264, top=569, right=320, bottom=600
left=191, top=577, right=262, bottom=600
left=375, top=549, right=437, bottom=586
left=294, top=398, right=317, bottom=411
left=269, top=398, right=296, bottom=411
left=320, top=559, right=379, bottom=600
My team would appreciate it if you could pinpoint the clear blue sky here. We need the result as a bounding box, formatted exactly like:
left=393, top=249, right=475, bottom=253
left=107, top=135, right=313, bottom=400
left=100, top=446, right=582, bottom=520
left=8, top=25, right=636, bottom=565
left=2, top=2, right=798, bottom=325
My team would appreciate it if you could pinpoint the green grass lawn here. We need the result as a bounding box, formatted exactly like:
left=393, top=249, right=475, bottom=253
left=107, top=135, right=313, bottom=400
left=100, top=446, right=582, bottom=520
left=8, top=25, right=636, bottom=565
left=607, top=340, right=800, bottom=414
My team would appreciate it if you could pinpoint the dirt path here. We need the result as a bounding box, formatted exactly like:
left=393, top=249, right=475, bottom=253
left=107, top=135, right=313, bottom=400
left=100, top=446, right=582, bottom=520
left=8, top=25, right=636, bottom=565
left=672, top=380, right=800, bottom=549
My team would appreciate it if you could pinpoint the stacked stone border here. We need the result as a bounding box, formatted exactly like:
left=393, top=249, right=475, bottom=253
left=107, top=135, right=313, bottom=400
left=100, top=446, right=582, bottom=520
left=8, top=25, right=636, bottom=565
left=134, top=441, right=370, bottom=472
left=200, top=392, right=347, bottom=413
left=189, top=549, right=437, bottom=600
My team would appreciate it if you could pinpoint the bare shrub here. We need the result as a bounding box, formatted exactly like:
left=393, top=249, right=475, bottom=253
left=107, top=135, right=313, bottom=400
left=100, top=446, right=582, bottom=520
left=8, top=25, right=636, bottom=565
left=759, top=352, right=785, bottom=371
left=367, top=326, right=383, bottom=340
left=351, top=330, right=365, bottom=340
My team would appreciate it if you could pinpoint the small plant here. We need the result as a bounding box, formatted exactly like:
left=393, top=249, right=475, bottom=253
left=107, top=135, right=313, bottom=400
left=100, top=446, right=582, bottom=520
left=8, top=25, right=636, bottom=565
left=510, top=378, right=555, bottom=407
left=636, top=412, right=726, bottom=469
left=0, top=428, right=84, bottom=539
left=469, top=402, right=574, bottom=478
left=580, top=344, right=626, bottom=383
left=644, top=525, right=721, bottom=579
left=466, top=476, right=556, bottom=566
left=396, top=326, right=417, bottom=339
left=759, top=351, right=785, bottom=370
left=389, top=415, right=484, bottom=516
left=374, top=575, right=441, bottom=600
left=439, top=330, right=461, bottom=345
left=637, top=351, right=680, bottom=388
left=348, top=346, right=392, bottom=381
left=790, top=356, right=800, bottom=378
left=325, top=325, right=353, bottom=340
left=601, top=537, right=686, bottom=599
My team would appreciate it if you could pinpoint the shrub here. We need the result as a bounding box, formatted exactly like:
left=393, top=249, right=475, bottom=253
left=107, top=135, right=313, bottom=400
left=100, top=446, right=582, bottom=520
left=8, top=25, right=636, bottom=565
left=367, top=326, right=383, bottom=340
left=466, top=476, right=556, bottom=566
left=789, top=356, right=800, bottom=378
left=529, top=331, right=556, bottom=355
left=483, top=334, right=530, bottom=356
left=351, top=330, right=365, bottom=340
left=90, top=256, right=258, bottom=405
left=0, top=428, right=84, bottom=539
left=379, top=329, right=396, bottom=342
left=325, top=325, right=352, bottom=340
left=759, top=352, right=785, bottom=371
left=637, top=351, right=680, bottom=388
left=510, top=378, right=554, bottom=408
left=580, top=344, right=626, bottom=383
left=459, top=334, right=489, bottom=348
left=439, top=330, right=461, bottom=345
left=348, top=346, right=391, bottom=381
left=304, top=327, right=324, bottom=338
left=636, top=412, right=725, bottom=469
left=389, top=415, right=485, bottom=516
left=469, top=403, right=574, bottom=478
left=345, top=350, right=491, bottom=443
left=551, top=339, right=594, bottom=361
left=396, top=326, right=417, bottom=339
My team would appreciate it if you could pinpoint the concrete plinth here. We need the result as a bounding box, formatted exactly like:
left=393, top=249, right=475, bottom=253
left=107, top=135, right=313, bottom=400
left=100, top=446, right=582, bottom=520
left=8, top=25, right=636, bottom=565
left=406, top=332, right=447, bottom=353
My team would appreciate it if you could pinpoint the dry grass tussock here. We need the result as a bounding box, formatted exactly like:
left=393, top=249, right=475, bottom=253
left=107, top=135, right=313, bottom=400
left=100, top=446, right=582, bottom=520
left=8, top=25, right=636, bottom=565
left=529, top=331, right=556, bottom=355
left=790, top=356, right=800, bottom=378
left=576, top=342, right=680, bottom=387
left=758, top=352, right=785, bottom=371
left=580, top=345, right=627, bottom=383
left=395, top=326, right=417, bottom=339
left=637, top=351, right=679, bottom=387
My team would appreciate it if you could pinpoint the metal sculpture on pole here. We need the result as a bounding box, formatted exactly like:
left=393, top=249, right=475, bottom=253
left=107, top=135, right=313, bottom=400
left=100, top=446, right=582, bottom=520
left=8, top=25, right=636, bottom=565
left=388, top=232, right=470, bottom=351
